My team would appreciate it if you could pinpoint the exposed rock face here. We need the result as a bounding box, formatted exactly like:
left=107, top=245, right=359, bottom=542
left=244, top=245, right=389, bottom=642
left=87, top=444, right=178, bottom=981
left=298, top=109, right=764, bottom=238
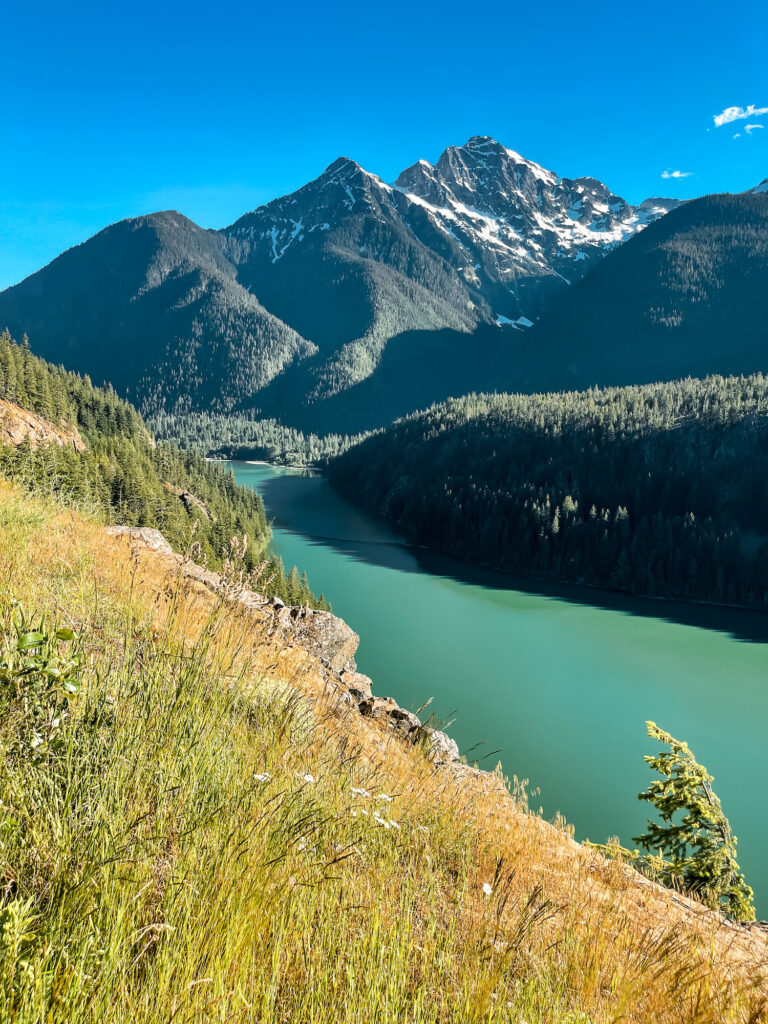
left=355, top=695, right=459, bottom=761
left=339, top=670, right=373, bottom=697
left=425, top=729, right=460, bottom=765
left=268, top=604, right=359, bottom=675
left=393, top=137, right=679, bottom=317
left=163, top=482, right=212, bottom=520
left=0, top=398, right=86, bottom=452
left=106, top=526, right=175, bottom=554
left=107, top=522, right=462, bottom=769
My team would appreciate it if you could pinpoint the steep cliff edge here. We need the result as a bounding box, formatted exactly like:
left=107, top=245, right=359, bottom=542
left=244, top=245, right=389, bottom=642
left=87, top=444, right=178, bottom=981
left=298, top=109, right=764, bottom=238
left=107, top=520, right=766, bottom=928
left=107, top=523, right=459, bottom=765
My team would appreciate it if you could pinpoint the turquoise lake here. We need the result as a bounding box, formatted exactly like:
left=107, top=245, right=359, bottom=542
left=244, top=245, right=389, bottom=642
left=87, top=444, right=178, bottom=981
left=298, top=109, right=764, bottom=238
left=232, top=461, right=768, bottom=916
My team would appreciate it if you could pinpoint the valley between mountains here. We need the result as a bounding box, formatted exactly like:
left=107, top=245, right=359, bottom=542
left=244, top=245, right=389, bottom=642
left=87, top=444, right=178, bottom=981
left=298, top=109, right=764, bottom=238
left=2, top=124, right=768, bottom=1022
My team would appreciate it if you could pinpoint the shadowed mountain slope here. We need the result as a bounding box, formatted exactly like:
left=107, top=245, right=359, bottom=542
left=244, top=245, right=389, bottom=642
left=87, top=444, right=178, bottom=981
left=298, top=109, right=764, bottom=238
left=0, top=139, right=676, bottom=432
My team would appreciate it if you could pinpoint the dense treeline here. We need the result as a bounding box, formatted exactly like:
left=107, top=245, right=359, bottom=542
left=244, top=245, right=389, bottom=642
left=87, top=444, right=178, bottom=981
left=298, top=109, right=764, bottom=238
left=329, top=376, right=768, bottom=607
left=151, top=408, right=367, bottom=466
left=0, top=330, right=327, bottom=608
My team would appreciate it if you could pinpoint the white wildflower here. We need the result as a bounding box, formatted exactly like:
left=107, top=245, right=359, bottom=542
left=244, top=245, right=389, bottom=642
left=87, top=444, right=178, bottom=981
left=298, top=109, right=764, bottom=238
left=482, top=882, right=493, bottom=897
left=302, top=774, right=315, bottom=784
left=351, top=787, right=371, bottom=797
left=388, top=820, right=400, bottom=830
left=350, top=809, right=357, bottom=818
left=375, top=794, right=393, bottom=802
left=253, top=772, right=271, bottom=782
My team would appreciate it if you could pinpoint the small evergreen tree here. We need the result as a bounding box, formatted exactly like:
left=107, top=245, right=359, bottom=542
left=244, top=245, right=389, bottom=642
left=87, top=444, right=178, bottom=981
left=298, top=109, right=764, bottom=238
left=634, top=721, right=755, bottom=922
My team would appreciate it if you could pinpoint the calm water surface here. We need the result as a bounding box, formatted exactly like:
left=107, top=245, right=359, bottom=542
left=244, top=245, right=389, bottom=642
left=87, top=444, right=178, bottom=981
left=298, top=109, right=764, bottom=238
left=232, top=462, right=768, bottom=915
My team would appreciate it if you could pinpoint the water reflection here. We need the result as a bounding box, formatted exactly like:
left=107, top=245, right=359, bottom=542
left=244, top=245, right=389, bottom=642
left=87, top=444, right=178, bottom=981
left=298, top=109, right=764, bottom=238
left=250, top=465, right=768, bottom=645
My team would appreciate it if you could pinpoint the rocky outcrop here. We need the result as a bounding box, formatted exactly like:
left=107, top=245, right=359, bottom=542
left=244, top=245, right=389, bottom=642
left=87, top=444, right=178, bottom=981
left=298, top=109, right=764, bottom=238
left=163, top=482, right=212, bottom=520
left=0, top=398, right=86, bottom=452
left=267, top=602, right=359, bottom=675
left=107, top=523, right=462, bottom=769
left=356, top=694, right=459, bottom=764
left=251, top=600, right=460, bottom=765
left=106, top=525, right=175, bottom=554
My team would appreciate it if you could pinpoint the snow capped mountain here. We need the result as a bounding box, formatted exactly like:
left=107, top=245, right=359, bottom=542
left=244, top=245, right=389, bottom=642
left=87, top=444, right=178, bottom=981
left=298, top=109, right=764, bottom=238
left=752, top=178, right=768, bottom=194
left=229, top=156, right=394, bottom=262
left=228, top=136, right=677, bottom=324
left=0, top=135, right=684, bottom=435
left=397, top=138, right=639, bottom=264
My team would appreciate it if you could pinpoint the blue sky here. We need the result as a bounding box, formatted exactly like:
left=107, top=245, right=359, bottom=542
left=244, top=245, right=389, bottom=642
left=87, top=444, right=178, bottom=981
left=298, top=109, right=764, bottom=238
left=1, top=0, right=766, bottom=289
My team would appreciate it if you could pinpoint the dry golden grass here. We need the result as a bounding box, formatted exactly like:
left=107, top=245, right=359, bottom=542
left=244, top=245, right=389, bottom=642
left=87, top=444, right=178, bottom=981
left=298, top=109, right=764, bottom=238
left=1, top=479, right=766, bottom=1023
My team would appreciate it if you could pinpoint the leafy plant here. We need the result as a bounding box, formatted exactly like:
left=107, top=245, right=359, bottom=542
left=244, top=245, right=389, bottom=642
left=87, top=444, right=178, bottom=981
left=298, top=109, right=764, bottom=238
left=0, top=609, right=81, bottom=761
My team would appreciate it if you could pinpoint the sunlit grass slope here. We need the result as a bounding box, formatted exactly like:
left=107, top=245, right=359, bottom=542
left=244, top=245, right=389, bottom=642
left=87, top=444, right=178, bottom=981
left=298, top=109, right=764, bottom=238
left=0, top=481, right=766, bottom=1023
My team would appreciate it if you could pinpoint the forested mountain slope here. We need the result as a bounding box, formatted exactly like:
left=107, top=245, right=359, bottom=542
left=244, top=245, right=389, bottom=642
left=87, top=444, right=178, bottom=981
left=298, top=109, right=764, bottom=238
left=328, top=375, right=768, bottom=607
left=516, top=191, right=768, bottom=392
left=0, top=329, right=325, bottom=606
left=0, top=138, right=675, bottom=434
left=0, top=212, right=315, bottom=414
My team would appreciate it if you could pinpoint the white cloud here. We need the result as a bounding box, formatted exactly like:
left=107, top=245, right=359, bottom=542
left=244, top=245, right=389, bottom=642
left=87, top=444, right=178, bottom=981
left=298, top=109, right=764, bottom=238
left=661, top=169, right=692, bottom=179
left=714, top=104, right=768, bottom=127
left=745, top=124, right=765, bottom=135
left=733, top=133, right=741, bottom=139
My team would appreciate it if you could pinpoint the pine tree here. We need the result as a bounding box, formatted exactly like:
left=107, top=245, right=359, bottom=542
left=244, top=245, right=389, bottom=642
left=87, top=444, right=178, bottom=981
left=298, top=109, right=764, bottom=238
left=634, top=722, right=755, bottom=922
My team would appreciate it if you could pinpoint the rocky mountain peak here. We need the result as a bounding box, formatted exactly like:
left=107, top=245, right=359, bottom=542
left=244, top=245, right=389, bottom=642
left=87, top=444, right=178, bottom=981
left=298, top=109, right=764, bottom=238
left=224, top=136, right=680, bottom=323
left=389, top=139, right=679, bottom=321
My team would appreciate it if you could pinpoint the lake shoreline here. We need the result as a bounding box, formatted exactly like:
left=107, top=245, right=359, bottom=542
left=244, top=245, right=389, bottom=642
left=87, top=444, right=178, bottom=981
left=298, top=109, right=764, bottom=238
left=243, top=459, right=768, bottom=624
left=223, top=457, right=768, bottom=632
left=232, top=461, right=768, bottom=914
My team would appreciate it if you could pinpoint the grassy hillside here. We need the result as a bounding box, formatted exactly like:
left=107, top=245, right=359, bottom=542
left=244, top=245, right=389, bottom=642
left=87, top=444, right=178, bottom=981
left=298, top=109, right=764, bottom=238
left=329, top=375, right=768, bottom=607
left=0, top=329, right=326, bottom=607
left=0, top=482, right=765, bottom=1022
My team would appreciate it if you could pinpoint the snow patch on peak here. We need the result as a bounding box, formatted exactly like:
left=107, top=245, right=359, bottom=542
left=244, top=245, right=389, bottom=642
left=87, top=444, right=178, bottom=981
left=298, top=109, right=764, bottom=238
left=465, top=135, right=500, bottom=150
left=752, top=179, right=768, bottom=194
left=226, top=137, right=678, bottom=323
left=503, top=148, right=558, bottom=184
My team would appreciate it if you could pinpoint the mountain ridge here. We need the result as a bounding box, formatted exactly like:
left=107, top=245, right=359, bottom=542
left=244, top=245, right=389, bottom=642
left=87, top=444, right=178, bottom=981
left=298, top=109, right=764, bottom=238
left=0, top=136, right=679, bottom=432
left=514, top=189, right=768, bottom=393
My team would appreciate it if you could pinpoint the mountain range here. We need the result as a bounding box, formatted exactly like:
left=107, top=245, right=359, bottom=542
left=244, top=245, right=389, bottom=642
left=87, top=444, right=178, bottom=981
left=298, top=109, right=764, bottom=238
left=0, top=137, right=680, bottom=433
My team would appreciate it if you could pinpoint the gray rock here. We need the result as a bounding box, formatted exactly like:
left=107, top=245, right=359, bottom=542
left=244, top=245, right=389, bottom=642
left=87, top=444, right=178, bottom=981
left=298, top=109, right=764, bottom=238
left=269, top=606, right=360, bottom=676
left=346, top=687, right=370, bottom=705
left=182, top=561, right=222, bottom=589
left=106, top=526, right=174, bottom=555
left=358, top=696, right=400, bottom=720
left=388, top=706, right=422, bottom=734
left=423, top=728, right=460, bottom=765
